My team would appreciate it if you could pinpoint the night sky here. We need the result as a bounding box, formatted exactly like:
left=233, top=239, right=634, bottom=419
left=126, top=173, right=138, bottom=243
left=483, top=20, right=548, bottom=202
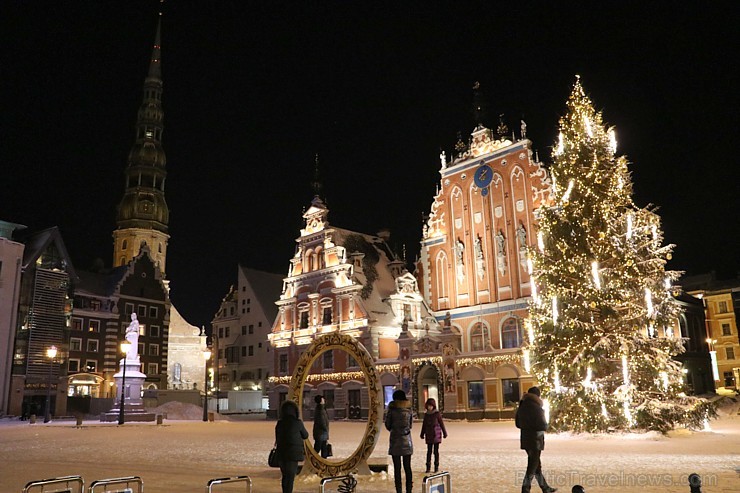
left=2, top=2, right=738, bottom=329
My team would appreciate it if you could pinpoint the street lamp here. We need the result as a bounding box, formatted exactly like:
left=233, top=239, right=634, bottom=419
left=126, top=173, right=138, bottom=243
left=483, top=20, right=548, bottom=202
left=202, top=348, right=212, bottom=422
left=118, top=340, right=132, bottom=425
left=43, top=346, right=58, bottom=423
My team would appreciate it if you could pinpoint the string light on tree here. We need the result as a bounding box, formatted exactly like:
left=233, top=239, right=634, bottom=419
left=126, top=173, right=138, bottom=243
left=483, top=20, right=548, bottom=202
left=525, top=76, right=715, bottom=433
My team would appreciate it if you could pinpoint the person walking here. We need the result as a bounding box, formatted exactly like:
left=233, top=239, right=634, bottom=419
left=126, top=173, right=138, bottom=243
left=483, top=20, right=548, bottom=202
left=274, top=400, right=309, bottom=493
left=385, top=389, right=414, bottom=493
left=515, top=387, right=557, bottom=493
left=420, top=397, right=447, bottom=473
left=312, top=395, right=330, bottom=458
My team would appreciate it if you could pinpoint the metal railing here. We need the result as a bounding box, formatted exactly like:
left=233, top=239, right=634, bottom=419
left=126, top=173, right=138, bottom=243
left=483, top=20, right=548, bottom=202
left=422, top=471, right=452, bottom=493
left=22, top=475, right=84, bottom=493
left=319, top=474, right=357, bottom=493
left=88, top=476, right=143, bottom=493
left=205, top=476, right=252, bottom=492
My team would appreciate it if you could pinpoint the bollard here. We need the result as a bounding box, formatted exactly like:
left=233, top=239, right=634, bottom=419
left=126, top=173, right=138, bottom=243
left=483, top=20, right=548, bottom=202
left=76, top=416, right=83, bottom=427
left=208, top=411, right=215, bottom=422
left=156, top=414, right=163, bottom=425
left=29, top=414, right=37, bottom=424
left=688, top=473, right=702, bottom=493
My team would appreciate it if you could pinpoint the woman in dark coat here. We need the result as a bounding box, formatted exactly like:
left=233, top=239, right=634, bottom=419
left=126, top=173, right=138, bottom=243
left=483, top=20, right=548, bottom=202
left=420, top=397, right=447, bottom=473
left=515, top=387, right=557, bottom=493
left=312, top=395, right=330, bottom=458
left=385, top=389, right=414, bottom=493
left=275, top=400, right=309, bottom=493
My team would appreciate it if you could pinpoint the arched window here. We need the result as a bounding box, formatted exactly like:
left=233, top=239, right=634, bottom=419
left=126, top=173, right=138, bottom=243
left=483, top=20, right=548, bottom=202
left=470, top=323, right=488, bottom=352
left=122, top=239, right=128, bottom=250
left=435, top=251, right=448, bottom=301
left=305, top=249, right=314, bottom=272
left=502, top=317, right=523, bottom=348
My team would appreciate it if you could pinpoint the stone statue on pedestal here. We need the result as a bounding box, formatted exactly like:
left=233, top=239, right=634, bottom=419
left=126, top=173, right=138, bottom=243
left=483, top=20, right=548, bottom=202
left=125, top=313, right=140, bottom=360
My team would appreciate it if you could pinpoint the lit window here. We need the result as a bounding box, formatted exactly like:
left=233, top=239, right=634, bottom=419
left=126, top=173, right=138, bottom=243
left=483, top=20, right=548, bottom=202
left=89, top=320, right=100, bottom=332
left=85, top=360, right=97, bottom=372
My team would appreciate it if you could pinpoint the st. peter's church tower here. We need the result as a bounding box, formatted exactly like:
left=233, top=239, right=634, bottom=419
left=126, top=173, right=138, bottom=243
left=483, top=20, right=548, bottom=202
left=112, top=14, right=170, bottom=274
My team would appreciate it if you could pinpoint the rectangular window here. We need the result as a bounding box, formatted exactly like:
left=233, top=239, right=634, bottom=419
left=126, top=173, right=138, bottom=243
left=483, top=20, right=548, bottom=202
left=323, top=350, right=333, bottom=370
left=727, top=347, right=736, bottom=360
left=88, top=320, right=100, bottom=332
left=324, top=389, right=335, bottom=408
left=90, top=300, right=101, bottom=311
left=138, top=343, right=145, bottom=357
left=468, top=381, right=485, bottom=409
left=72, top=318, right=83, bottom=331
left=225, top=327, right=230, bottom=337
left=148, top=363, right=159, bottom=374
left=242, top=325, right=247, bottom=335
left=248, top=346, right=254, bottom=356
left=722, top=323, right=732, bottom=336
left=219, top=327, right=224, bottom=338
left=149, top=344, right=160, bottom=356
left=279, top=354, right=288, bottom=374
left=70, top=338, right=82, bottom=352
left=247, top=307, right=250, bottom=313
left=258, top=342, right=262, bottom=348
left=149, top=306, right=158, bottom=319
left=85, top=360, right=98, bottom=372
left=258, top=322, right=262, bottom=327
left=247, top=298, right=251, bottom=304
left=249, top=324, right=254, bottom=334
left=718, top=301, right=728, bottom=313
left=242, top=299, right=245, bottom=305
left=68, top=359, right=80, bottom=372
left=149, top=325, right=160, bottom=338
left=502, top=379, right=520, bottom=406
left=125, top=303, right=134, bottom=315
left=300, top=312, right=309, bottom=329
left=137, top=305, right=147, bottom=317
left=322, top=307, right=332, bottom=325
left=86, top=340, right=99, bottom=352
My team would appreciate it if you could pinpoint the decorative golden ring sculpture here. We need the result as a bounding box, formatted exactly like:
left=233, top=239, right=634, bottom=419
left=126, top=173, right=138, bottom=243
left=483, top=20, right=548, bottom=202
left=289, top=333, right=382, bottom=477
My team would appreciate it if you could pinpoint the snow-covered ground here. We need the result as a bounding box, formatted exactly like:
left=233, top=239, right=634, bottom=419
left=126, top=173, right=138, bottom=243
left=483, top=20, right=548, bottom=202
left=1, top=399, right=738, bottom=493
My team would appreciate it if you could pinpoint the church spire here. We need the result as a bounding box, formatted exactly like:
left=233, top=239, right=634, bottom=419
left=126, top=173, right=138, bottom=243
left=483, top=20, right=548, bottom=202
left=112, top=11, right=170, bottom=274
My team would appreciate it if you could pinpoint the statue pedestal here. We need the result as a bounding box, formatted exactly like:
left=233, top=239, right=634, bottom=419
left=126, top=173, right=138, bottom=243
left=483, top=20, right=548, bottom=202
left=100, top=357, right=156, bottom=422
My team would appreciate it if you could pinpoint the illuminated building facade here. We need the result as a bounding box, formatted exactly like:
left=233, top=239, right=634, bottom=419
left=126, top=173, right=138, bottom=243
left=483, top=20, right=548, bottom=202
left=416, top=120, right=552, bottom=418
left=268, top=196, right=441, bottom=418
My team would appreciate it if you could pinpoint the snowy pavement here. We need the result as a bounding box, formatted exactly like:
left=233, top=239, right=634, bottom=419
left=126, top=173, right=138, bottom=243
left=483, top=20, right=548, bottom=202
left=1, top=403, right=738, bottom=493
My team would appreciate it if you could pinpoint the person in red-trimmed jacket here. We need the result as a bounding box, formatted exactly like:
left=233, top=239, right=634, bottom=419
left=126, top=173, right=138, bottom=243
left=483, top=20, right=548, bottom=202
left=420, top=397, right=447, bottom=473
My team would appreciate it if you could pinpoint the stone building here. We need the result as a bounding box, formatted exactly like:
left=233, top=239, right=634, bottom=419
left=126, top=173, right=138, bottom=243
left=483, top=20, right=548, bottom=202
left=413, top=117, right=552, bottom=418
left=0, top=220, right=26, bottom=416
left=211, top=266, right=284, bottom=407
left=267, top=196, right=441, bottom=418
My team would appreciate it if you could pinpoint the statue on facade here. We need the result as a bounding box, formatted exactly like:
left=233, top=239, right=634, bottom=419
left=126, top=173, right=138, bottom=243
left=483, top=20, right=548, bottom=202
left=517, top=223, right=527, bottom=249
left=520, top=119, right=527, bottom=139
left=455, top=238, right=465, bottom=283
left=496, top=230, right=507, bottom=276
left=439, top=150, right=447, bottom=169
left=125, top=313, right=140, bottom=360
left=474, top=235, right=485, bottom=280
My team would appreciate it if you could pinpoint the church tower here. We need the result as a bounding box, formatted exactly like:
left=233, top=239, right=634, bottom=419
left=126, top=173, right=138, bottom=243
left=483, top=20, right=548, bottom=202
left=112, top=14, right=170, bottom=274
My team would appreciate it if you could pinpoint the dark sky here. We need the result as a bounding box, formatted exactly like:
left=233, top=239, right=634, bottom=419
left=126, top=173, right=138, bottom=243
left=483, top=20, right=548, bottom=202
left=2, top=2, right=738, bottom=329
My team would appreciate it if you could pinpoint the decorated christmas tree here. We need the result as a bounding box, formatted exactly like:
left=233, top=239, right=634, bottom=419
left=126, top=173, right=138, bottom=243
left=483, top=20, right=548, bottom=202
left=526, top=77, right=713, bottom=433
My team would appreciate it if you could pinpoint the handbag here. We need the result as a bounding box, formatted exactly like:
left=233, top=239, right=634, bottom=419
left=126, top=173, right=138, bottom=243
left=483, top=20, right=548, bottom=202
left=326, top=443, right=333, bottom=457
left=268, top=443, right=279, bottom=468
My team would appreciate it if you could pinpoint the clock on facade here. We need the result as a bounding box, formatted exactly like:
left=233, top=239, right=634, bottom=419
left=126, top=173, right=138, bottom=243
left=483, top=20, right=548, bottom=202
left=473, top=164, right=493, bottom=196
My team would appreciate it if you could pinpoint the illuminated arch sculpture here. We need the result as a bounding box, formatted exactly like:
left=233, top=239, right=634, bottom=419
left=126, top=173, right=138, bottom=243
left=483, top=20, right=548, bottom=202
left=291, top=333, right=382, bottom=477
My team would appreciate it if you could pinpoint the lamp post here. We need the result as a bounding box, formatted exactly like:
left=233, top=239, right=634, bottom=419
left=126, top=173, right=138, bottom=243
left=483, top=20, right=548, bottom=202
left=43, top=346, right=58, bottom=423
left=118, top=340, right=132, bottom=425
left=202, top=348, right=212, bottom=422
